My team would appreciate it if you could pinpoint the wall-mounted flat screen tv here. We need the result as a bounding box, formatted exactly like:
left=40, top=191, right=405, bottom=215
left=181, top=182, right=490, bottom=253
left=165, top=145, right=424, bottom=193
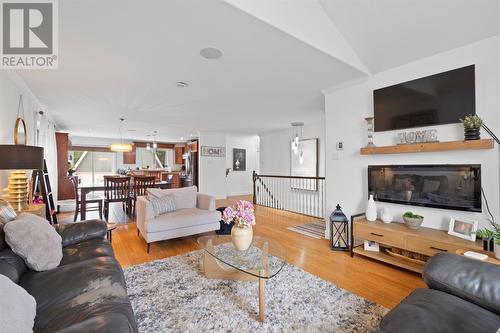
left=368, top=165, right=481, bottom=212
left=374, top=65, right=475, bottom=132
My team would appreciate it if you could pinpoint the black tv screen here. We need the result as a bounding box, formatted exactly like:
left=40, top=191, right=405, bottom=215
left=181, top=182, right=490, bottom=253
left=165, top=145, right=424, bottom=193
left=368, top=165, right=481, bottom=212
left=374, top=65, right=475, bottom=132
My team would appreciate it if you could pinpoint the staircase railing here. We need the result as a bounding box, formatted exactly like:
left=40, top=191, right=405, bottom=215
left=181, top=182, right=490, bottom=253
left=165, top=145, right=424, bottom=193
left=253, top=171, right=326, bottom=219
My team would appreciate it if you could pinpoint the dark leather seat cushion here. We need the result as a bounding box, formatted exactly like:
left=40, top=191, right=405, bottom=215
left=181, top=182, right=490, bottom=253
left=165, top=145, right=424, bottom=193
left=0, top=247, right=28, bottom=283
left=59, top=238, right=114, bottom=266
left=20, top=256, right=136, bottom=332
left=378, top=288, right=500, bottom=333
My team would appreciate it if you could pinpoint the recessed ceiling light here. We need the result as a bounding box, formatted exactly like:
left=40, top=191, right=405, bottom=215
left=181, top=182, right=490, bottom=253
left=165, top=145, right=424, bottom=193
left=175, top=81, right=189, bottom=88
left=200, top=47, right=223, bottom=60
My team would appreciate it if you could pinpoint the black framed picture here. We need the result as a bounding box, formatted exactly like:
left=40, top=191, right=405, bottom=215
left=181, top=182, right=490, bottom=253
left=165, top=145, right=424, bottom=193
left=233, top=148, right=246, bottom=171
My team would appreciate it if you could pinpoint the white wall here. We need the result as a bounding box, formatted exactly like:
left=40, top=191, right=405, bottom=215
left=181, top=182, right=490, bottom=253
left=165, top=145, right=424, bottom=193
left=199, top=132, right=260, bottom=199
left=324, top=36, right=500, bottom=232
left=260, top=121, right=325, bottom=177
left=199, top=132, right=227, bottom=199
left=0, top=72, right=44, bottom=189
left=226, top=134, right=259, bottom=196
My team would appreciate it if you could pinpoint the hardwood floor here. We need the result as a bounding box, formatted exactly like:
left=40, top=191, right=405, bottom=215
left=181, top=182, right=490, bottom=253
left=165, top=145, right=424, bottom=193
left=58, top=195, right=425, bottom=309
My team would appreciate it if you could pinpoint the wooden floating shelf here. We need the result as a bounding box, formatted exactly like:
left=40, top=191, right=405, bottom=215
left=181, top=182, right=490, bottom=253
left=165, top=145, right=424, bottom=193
left=360, top=139, right=494, bottom=155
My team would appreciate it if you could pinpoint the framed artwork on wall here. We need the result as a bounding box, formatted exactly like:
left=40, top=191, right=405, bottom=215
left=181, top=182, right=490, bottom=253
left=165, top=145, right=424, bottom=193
left=291, top=138, right=318, bottom=191
left=233, top=148, right=246, bottom=171
left=448, top=217, right=478, bottom=241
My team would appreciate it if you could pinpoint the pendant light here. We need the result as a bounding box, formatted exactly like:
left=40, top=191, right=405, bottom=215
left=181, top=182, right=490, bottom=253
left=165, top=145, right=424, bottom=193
left=291, top=122, right=304, bottom=155
left=110, top=118, right=133, bottom=152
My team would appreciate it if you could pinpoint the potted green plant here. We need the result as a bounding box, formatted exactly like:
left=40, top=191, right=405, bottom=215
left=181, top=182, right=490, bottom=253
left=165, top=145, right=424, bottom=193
left=460, top=115, right=483, bottom=140
left=403, top=211, right=424, bottom=229
left=476, top=220, right=500, bottom=259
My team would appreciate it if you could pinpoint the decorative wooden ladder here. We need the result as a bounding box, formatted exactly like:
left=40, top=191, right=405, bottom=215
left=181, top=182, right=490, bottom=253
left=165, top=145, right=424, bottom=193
left=32, top=160, right=58, bottom=224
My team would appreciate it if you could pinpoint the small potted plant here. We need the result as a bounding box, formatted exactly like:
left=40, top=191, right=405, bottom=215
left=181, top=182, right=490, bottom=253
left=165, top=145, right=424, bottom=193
left=222, top=200, right=256, bottom=251
left=460, top=115, right=483, bottom=140
left=476, top=221, right=500, bottom=259
left=403, top=211, right=424, bottom=229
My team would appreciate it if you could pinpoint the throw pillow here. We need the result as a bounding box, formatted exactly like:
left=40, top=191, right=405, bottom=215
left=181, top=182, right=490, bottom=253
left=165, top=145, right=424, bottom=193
left=0, top=274, right=36, bottom=333
left=4, top=213, right=63, bottom=271
left=0, top=199, right=17, bottom=224
left=148, top=195, right=176, bottom=217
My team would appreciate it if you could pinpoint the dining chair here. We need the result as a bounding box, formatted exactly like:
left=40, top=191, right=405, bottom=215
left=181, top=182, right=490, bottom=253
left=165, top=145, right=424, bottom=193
left=103, top=176, right=132, bottom=221
left=69, top=176, right=103, bottom=221
left=131, top=176, right=155, bottom=217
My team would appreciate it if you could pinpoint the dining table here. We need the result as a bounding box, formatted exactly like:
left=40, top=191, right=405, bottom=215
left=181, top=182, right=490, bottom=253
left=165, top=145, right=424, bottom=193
left=79, top=180, right=172, bottom=220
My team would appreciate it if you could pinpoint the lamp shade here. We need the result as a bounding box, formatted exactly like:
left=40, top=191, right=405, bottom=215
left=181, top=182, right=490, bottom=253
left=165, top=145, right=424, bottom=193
left=0, top=145, right=44, bottom=170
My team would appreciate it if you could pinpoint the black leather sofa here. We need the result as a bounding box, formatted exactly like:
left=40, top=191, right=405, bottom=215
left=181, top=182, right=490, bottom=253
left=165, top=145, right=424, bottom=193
left=377, top=253, right=500, bottom=333
left=0, top=219, right=138, bottom=333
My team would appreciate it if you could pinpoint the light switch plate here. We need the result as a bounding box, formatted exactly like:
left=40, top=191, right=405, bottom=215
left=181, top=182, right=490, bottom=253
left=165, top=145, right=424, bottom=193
left=336, top=141, right=344, bottom=151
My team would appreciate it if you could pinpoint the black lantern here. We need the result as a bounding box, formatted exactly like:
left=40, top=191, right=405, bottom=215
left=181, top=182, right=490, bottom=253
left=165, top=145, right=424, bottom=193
left=330, top=204, right=349, bottom=251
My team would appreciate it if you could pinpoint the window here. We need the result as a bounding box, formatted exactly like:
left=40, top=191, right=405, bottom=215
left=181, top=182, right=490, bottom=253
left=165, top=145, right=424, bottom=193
left=138, top=148, right=174, bottom=169
left=69, top=150, right=116, bottom=186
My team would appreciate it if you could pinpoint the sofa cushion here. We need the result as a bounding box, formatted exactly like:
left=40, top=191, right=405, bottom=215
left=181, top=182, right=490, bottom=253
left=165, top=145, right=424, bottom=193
left=148, top=194, right=176, bottom=217
left=424, top=253, right=500, bottom=315
left=4, top=213, right=63, bottom=271
left=22, top=255, right=136, bottom=333
left=377, top=288, right=500, bottom=333
left=0, top=199, right=17, bottom=224
left=147, top=186, right=197, bottom=209
left=20, top=256, right=126, bottom=313
left=0, top=223, right=5, bottom=250
left=59, top=238, right=114, bottom=266
left=0, top=248, right=28, bottom=284
left=145, top=208, right=221, bottom=233
left=0, top=274, right=36, bottom=333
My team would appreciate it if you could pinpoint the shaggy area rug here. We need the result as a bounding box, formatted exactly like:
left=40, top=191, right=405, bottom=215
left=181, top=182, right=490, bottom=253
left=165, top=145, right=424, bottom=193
left=124, top=250, right=387, bottom=333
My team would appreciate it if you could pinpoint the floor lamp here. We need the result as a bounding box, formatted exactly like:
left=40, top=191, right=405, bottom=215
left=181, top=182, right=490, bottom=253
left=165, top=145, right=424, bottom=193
left=0, top=145, right=44, bottom=211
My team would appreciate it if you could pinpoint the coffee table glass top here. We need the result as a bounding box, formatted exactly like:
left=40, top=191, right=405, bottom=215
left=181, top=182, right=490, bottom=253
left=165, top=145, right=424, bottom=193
left=197, top=235, right=286, bottom=279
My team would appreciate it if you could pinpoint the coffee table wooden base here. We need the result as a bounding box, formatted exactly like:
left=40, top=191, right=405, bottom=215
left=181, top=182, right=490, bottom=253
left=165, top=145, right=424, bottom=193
left=203, top=239, right=269, bottom=322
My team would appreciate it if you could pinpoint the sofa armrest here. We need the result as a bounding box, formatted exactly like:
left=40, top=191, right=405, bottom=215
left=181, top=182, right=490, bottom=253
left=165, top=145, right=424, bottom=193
left=55, top=219, right=107, bottom=247
left=423, top=252, right=500, bottom=315
left=136, top=196, right=154, bottom=233
left=197, top=193, right=216, bottom=211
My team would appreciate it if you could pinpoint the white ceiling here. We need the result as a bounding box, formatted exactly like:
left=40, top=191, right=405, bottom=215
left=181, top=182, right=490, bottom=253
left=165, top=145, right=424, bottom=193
left=319, top=0, right=500, bottom=73
left=17, top=0, right=500, bottom=141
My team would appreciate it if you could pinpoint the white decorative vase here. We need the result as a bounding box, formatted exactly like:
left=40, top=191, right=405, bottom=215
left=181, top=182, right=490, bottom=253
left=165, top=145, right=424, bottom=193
left=231, top=225, right=253, bottom=251
left=495, top=243, right=500, bottom=260
left=381, top=207, right=393, bottom=223
left=366, top=194, right=377, bottom=222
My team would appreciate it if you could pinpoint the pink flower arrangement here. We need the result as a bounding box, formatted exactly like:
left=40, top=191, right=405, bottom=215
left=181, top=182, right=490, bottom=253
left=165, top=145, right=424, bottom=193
left=222, top=200, right=255, bottom=228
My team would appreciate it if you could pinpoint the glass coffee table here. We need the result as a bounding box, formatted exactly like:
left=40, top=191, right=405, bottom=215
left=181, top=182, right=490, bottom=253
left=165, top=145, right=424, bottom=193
left=197, top=235, right=286, bottom=321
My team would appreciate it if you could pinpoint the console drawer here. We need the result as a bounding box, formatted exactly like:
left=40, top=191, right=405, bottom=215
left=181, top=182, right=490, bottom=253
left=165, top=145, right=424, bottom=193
left=354, top=223, right=405, bottom=248
left=407, top=236, right=461, bottom=256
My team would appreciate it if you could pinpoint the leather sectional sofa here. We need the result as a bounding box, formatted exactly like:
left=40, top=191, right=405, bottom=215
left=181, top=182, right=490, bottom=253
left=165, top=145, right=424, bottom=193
left=377, top=253, right=500, bottom=333
left=0, top=219, right=138, bottom=333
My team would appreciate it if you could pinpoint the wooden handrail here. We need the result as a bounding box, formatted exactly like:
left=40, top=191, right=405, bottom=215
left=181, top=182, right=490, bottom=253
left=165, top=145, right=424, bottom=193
left=256, top=174, right=325, bottom=180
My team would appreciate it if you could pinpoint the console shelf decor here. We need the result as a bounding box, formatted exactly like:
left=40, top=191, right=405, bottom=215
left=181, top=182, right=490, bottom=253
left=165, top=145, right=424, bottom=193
left=360, top=139, right=493, bottom=155
left=350, top=217, right=482, bottom=273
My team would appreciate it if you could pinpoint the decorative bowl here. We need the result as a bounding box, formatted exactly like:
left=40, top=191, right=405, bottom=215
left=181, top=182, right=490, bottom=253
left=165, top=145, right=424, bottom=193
left=403, top=216, right=424, bottom=229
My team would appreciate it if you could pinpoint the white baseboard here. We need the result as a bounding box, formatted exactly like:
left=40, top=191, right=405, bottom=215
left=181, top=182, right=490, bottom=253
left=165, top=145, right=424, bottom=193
left=226, top=191, right=252, bottom=197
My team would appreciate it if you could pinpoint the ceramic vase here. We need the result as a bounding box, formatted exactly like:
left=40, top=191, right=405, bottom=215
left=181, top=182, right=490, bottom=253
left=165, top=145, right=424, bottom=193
left=381, top=207, right=393, bottom=223
left=366, top=194, right=377, bottom=222
left=231, top=225, right=253, bottom=251
left=495, top=243, right=500, bottom=260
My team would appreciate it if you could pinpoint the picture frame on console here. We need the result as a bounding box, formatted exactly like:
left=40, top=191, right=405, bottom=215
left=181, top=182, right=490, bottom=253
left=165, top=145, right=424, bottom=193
left=448, top=217, right=478, bottom=242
